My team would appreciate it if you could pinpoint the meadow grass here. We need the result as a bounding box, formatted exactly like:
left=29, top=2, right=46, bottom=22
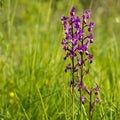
left=0, top=0, right=120, bottom=119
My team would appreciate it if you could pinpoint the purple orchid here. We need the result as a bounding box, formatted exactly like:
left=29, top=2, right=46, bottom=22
left=61, top=7, right=99, bottom=118
left=80, top=95, right=85, bottom=104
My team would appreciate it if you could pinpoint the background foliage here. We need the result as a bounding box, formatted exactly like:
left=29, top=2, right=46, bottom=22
left=0, top=0, right=120, bottom=119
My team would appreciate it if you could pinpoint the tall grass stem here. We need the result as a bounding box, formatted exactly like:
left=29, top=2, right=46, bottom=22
left=36, top=85, right=48, bottom=120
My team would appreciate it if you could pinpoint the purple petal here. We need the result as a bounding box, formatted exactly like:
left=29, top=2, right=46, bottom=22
left=80, top=95, right=85, bottom=104
left=88, top=33, right=93, bottom=39
left=61, top=39, right=66, bottom=45
left=66, top=64, right=71, bottom=70
left=94, top=98, right=99, bottom=103
left=88, top=54, right=93, bottom=63
left=85, top=51, right=89, bottom=55
left=96, top=86, right=99, bottom=91
left=78, top=81, right=83, bottom=91
left=95, top=91, right=99, bottom=95
left=66, top=52, right=71, bottom=57
left=85, top=88, right=91, bottom=95
left=74, top=23, right=80, bottom=29
left=62, top=45, right=67, bottom=50
left=74, top=68, right=78, bottom=72
left=89, top=22, right=94, bottom=28
left=70, top=7, right=76, bottom=16
left=74, top=16, right=81, bottom=23
left=85, top=9, right=91, bottom=19
left=63, top=21, right=68, bottom=30
left=88, top=27, right=92, bottom=32
left=77, top=58, right=81, bottom=66
left=61, top=16, right=68, bottom=21
left=90, top=39, right=93, bottom=43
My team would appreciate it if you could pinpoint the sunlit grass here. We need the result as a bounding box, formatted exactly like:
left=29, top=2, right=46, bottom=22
left=0, top=0, right=120, bottom=119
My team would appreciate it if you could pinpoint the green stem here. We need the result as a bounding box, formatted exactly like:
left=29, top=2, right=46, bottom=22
left=81, top=16, right=84, bottom=83
left=72, top=92, right=74, bottom=120
left=36, top=85, right=48, bottom=120
left=71, top=22, right=74, bottom=120
left=8, top=0, right=11, bottom=40
left=79, top=15, right=84, bottom=117
left=89, top=0, right=94, bottom=10
left=89, top=92, right=92, bottom=120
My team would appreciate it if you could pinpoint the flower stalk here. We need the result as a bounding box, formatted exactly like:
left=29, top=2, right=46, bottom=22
left=89, top=91, right=92, bottom=120
left=61, top=7, right=99, bottom=120
left=71, top=23, right=75, bottom=93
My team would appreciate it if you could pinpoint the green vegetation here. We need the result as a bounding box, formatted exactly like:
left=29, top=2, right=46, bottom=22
left=0, top=0, right=120, bottom=119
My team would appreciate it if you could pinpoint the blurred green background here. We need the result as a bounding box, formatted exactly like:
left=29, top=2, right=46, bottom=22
left=0, top=0, right=120, bottom=119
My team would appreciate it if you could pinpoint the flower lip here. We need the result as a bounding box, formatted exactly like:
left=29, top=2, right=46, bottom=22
left=90, top=39, right=93, bottom=43
left=88, top=22, right=94, bottom=32
left=74, top=16, right=81, bottom=23
left=89, top=22, right=94, bottom=28
left=63, top=21, right=68, bottom=30
left=70, top=7, right=76, bottom=16
left=77, top=58, right=81, bottom=66
left=61, top=39, right=66, bottom=45
left=74, top=68, right=78, bottom=72
left=66, top=64, right=71, bottom=70
left=74, top=23, right=80, bottom=29
left=80, top=95, right=85, bottom=104
left=88, top=54, right=93, bottom=63
left=85, top=87, right=91, bottom=95
left=94, top=98, right=99, bottom=103
left=61, top=16, right=68, bottom=21
left=78, top=81, right=83, bottom=91
left=95, top=86, right=99, bottom=95
left=88, top=33, right=93, bottom=39
left=62, top=45, right=67, bottom=50
left=95, top=86, right=100, bottom=91
left=82, top=14, right=85, bottom=19
left=85, top=9, right=91, bottom=19
left=66, top=52, right=71, bottom=57
left=85, top=9, right=91, bottom=15
left=95, top=91, right=99, bottom=95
